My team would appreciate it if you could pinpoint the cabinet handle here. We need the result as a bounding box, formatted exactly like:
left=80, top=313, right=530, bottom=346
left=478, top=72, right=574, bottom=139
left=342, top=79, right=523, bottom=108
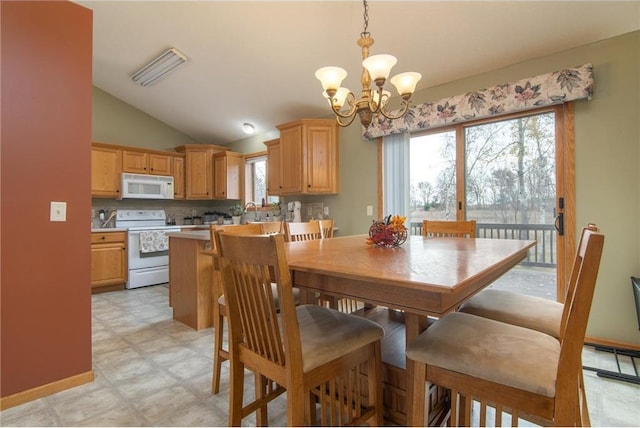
left=101, top=236, right=106, bottom=240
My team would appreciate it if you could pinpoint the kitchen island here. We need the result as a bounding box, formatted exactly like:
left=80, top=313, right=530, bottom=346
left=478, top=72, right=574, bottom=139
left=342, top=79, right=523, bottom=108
left=166, top=230, right=213, bottom=330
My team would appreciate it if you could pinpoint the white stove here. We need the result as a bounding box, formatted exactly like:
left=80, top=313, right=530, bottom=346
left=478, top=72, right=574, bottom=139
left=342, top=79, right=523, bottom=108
left=116, top=210, right=181, bottom=289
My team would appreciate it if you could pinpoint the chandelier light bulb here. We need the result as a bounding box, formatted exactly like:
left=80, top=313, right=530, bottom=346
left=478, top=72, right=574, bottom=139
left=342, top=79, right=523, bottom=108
left=315, top=67, right=347, bottom=94
left=362, top=54, right=397, bottom=84
left=390, top=72, right=422, bottom=97
left=323, top=88, right=350, bottom=109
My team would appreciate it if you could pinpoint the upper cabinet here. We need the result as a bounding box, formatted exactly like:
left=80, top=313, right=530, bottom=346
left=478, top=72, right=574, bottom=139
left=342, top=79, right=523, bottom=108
left=264, top=139, right=281, bottom=197
left=172, top=154, right=185, bottom=200
left=213, top=151, right=244, bottom=200
left=269, top=119, right=339, bottom=195
left=175, top=144, right=228, bottom=200
left=91, top=143, right=122, bottom=198
left=122, top=149, right=172, bottom=176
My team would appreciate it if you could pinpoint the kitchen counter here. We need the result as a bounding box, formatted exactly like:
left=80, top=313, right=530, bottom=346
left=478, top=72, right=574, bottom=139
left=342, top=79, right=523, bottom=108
left=168, top=230, right=214, bottom=330
left=91, top=227, right=128, bottom=233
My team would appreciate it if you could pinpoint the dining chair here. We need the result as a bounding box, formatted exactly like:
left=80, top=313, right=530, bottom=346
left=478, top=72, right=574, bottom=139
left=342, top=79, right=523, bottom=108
left=209, top=223, right=264, bottom=394
left=284, top=220, right=323, bottom=241
left=260, top=221, right=283, bottom=235
left=310, top=218, right=335, bottom=238
left=457, top=225, right=601, bottom=339
left=285, top=220, right=362, bottom=313
left=214, top=231, right=385, bottom=426
left=405, top=225, right=604, bottom=426
left=421, top=219, right=476, bottom=238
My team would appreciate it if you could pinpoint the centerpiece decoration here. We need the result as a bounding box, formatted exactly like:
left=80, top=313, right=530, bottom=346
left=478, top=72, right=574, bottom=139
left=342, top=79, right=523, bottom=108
left=367, top=215, right=408, bottom=248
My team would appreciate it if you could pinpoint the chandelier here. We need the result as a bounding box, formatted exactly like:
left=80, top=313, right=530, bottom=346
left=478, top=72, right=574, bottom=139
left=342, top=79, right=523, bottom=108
left=315, top=0, right=422, bottom=128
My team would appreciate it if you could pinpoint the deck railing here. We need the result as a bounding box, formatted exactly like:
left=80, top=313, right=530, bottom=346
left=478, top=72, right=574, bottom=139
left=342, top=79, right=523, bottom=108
left=410, top=222, right=556, bottom=267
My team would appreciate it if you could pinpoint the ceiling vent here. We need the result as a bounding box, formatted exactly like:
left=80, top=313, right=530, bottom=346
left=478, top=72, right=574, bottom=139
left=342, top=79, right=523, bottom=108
left=131, top=48, right=188, bottom=87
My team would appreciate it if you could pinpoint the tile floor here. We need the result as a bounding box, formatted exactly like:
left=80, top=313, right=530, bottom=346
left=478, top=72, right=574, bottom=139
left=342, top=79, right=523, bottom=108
left=1, top=284, right=639, bottom=427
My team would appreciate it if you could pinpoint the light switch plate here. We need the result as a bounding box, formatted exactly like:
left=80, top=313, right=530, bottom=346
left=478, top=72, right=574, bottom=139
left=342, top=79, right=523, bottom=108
left=366, top=205, right=373, bottom=216
left=50, top=201, right=67, bottom=222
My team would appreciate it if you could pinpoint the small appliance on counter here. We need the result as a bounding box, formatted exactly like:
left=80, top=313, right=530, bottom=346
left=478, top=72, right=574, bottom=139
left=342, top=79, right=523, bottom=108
left=287, top=201, right=301, bottom=222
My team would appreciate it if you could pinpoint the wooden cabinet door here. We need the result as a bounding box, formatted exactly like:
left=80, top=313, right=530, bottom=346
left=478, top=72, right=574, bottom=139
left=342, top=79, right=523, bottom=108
left=122, top=150, right=148, bottom=174
left=185, top=148, right=212, bottom=199
left=306, top=123, right=338, bottom=193
left=173, top=156, right=185, bottom=199
left=214, top=152, right=243, bottom=199
left=279, top=125, right=304, bottom=194
left=91, top=146, right=122, bottom=197
left=91, top=232, right=127, bottom=288
left=149, top=153, right=172, bottom=176
left=265, top=139, right=281, bottom=196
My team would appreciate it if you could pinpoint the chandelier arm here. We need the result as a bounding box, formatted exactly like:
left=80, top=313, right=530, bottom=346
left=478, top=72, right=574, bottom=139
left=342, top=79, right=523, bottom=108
left=330, top=92, right=358, bottom=119
left=335, top=113, right=358, bottom=127
left=378, top=100, right=411, bottom=121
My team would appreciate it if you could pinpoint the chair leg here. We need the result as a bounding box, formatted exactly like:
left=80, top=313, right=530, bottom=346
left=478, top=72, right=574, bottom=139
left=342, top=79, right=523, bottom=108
left=255, top=373, right=269, bottom=426
left=228, top=356, right=245, bottom=427
left=286, top=381, right=306, bottom=426
left=368, top=341, right=384, bottom=426
left=407, top=358, right=427, bottom=426
left=211, top=308, right=226, bottom=394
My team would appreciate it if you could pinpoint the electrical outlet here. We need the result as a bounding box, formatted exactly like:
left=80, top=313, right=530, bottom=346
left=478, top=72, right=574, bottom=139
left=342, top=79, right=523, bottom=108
left=323, top=206, right=329, bottom=216
left=307, top=207, right=313, bottom=216
left=50, top=201, right=67, bottom=222
left=366, top=205, right=373, bottom=216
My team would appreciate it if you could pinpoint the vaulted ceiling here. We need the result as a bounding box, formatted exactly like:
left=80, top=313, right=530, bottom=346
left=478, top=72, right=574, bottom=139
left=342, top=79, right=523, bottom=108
left=77, top=1, right=640, bottom=144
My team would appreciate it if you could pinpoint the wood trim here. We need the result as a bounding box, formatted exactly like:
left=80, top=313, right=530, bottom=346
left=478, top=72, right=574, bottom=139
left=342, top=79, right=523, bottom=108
left=0, top=371, right=94, bottom=410
left=585, top=336, right=640, bottom=352
left=455, top=126, right=465, bottom=221
left=244, top=150, right=267, bottom=160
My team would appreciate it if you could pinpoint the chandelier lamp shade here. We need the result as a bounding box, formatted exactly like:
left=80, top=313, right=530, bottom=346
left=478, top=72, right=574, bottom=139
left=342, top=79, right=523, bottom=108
left=315, top=0, right=421, bottom=128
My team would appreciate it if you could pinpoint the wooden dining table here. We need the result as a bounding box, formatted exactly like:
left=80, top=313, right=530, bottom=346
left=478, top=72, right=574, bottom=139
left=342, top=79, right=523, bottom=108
left=284, top=234, right=536, bottom=425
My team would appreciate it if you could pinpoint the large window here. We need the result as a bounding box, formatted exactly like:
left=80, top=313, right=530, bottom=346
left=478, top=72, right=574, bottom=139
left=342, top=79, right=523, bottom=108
left=384, top=105, right=574, bottom=301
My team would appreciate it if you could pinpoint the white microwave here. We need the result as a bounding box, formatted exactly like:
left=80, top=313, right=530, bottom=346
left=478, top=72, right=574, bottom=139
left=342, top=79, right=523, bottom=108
left=120, top=173, right=174, bottom=200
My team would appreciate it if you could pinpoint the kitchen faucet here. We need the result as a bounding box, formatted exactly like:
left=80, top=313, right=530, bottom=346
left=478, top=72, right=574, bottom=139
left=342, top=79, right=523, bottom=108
left=245, top=201, right=259, bottom=221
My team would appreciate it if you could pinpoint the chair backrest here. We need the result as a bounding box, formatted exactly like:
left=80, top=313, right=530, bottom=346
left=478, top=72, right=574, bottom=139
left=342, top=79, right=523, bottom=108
left=310, top=219, right=334, bottom=238
left=284, top=221, right=322, bottom=242
left=556, top=224, right=604, bottom=408
left=214, top=232, right=302, bottom=376
left=261, top=221, right=283, bottom=235
left=209, top=223, right=264, bottom=249
left=422, top=220, right=476, bottom=238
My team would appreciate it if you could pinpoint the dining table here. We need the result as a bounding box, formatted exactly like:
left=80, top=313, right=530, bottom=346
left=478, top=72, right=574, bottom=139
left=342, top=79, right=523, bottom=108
left=284, top=233, right=536, bottom=425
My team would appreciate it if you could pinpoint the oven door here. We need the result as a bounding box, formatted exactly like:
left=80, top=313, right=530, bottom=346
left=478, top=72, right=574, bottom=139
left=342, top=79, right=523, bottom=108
left=127, top=227, right=180, bottom=288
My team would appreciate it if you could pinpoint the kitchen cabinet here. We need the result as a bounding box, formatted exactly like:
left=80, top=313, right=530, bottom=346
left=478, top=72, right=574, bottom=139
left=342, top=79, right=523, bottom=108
left=270, top=119, right=339, bottom=195
left=213, top=151, right=244, bottom=199
left=173, top=154, right=185, bottom=199
left=91, top=231, right=127, bottom=292
left=264, top=139, right=280, bottom=196
left=175, top=144, right=228, bottom=200
left=122, top=150, right=173, bottom=176
left=91, top=143, right=122, bottom=198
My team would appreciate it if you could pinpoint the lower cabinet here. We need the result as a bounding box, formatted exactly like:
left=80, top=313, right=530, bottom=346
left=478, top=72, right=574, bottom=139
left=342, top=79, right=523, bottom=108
left=91, top=231, right=127, bottom=293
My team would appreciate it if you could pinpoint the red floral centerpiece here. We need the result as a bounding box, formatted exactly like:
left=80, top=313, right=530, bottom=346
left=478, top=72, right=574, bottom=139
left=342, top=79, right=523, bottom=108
left=367, top=215, right=408, bottom=248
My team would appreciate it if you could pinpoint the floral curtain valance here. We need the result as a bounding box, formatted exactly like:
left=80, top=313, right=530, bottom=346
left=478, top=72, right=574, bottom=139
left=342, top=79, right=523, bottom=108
left=364, top=63, right=593, bottom=140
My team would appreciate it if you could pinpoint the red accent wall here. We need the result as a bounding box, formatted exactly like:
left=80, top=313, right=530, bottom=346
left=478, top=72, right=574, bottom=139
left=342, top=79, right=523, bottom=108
left=1, top=1, right=93, bottom=397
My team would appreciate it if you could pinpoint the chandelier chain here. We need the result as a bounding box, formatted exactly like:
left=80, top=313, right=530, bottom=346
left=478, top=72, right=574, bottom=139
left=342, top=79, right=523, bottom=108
left=361, top=0, right=370, bottom=38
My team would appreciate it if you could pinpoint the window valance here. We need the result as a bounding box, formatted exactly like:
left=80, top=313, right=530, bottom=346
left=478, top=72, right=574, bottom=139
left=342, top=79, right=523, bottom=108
left=364, top=63, right=593, bottom=140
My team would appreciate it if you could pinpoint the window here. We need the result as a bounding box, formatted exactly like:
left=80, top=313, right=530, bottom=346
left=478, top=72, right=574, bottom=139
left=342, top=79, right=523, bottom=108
left=245, top=153, right=278, bottom=205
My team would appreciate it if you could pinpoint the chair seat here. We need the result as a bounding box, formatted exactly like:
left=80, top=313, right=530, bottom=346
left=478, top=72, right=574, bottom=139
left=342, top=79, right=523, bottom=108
left=219, top=283, right=300, bottom=307
left=406, top=312, right=560, bottom=397
left=290, top=305, right=384, bottom=372
left=459, top=289, right=563, bottom=338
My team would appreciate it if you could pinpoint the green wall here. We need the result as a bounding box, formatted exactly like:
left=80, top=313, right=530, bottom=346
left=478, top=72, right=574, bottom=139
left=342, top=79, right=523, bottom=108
left=94, top=31, right=640, bottom=346
left=92, top=86, right=201, bottom=149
